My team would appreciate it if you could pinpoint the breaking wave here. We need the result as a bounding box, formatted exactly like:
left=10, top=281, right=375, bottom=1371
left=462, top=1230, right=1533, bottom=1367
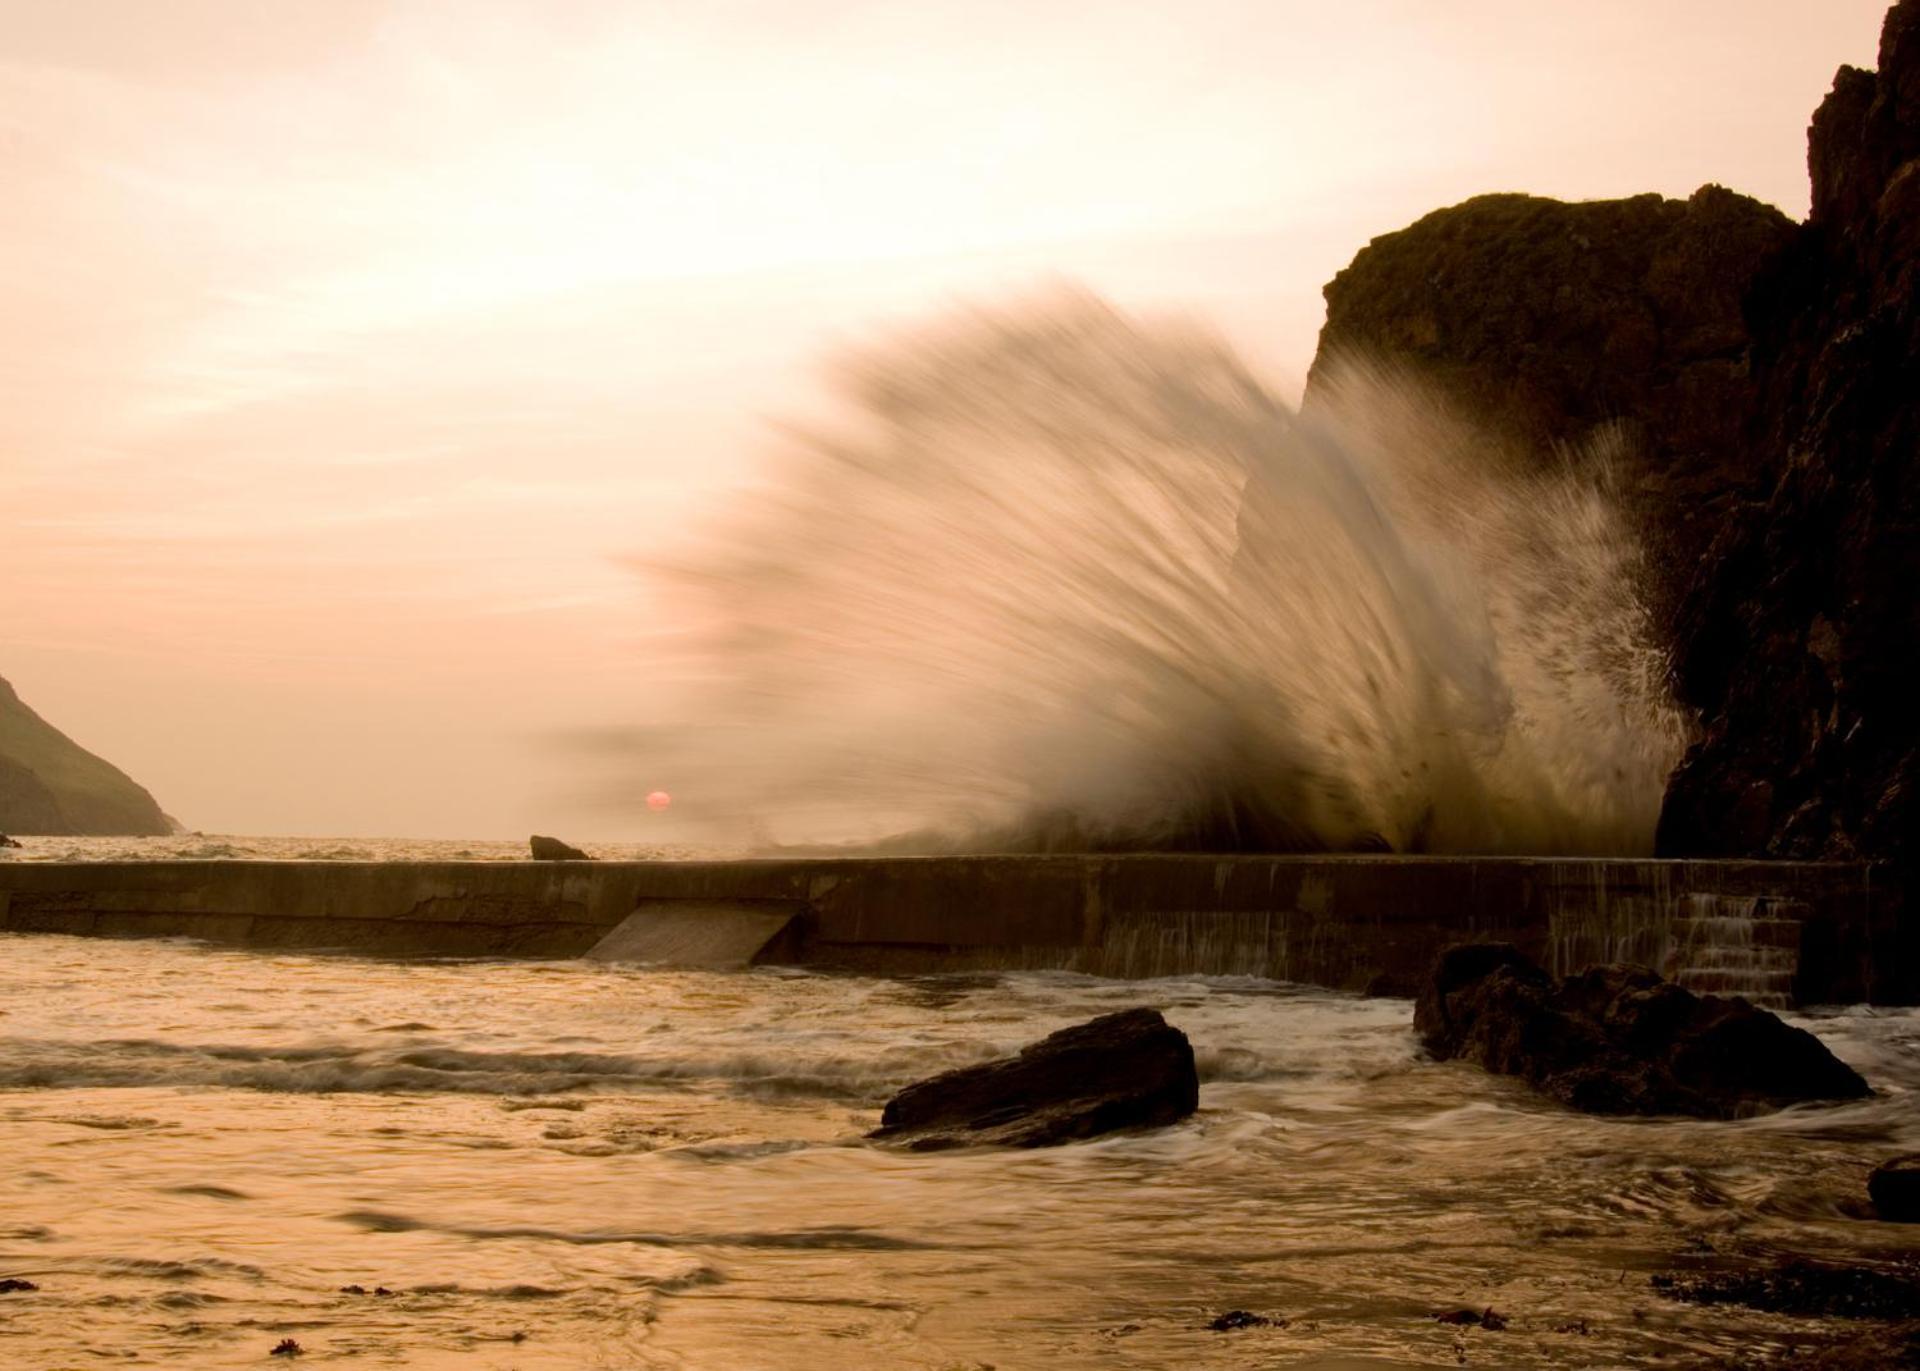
left=615, top=292, right=1685, bottom=853
left=0, top=1034, right=1014, bottom=1101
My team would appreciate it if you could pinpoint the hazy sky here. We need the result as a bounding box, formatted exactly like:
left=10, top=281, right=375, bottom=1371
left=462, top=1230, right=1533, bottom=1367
left=1, top=0, right=1891, bottom=838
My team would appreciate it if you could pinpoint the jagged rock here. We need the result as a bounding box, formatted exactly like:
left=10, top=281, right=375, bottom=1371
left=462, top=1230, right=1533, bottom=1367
left=1659, top=1, right=1920, bottom=877
left=528, top=835, right=592, bottom=861
left=1309, top=185, right=1793, bottom=628
left=868, top=1007, right=1198, bottom=1149
left=1414, top=943, right=1870, bottom=1117
left=1871, top=1155, right=1920, bottom=1222
left=0, top=676, right=170, bottom=836
left=0, top=833, right=19, bottom=849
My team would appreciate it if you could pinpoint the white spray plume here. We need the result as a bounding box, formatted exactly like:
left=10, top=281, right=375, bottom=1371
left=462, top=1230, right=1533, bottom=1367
left=612, top=292, right=1685, bottom=854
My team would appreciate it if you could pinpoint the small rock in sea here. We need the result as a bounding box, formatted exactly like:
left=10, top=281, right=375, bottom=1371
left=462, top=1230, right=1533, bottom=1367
left=1554, top=1319, right=1592, bottom=1336
left=0, top=833, right=21, bottom=849
left=0, top=1278, right=38, bottom=1293
left=1435, top=1307, right=1507, bottom=1330
left=269, top=1339, right=303, bottom=1358
left=1414, top=943, right=1870, bottom=1117
left=529, top=834, right=592, bottom=861
left=868, top=1007, right=1198, bottom=1150
left=1208, top=1310, right=1280, bottom=1331
left=338, top=1284, right=366, bottom=1295
left=1651, top=1258, right=1920, bottom=1319
left=1870, top=1155, right=1920, bottom=1223
left=374, top=1286, right=394, bottom=1297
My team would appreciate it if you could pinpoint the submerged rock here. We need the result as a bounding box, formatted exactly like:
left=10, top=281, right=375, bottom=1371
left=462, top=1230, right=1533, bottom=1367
left=1651, top=1258, right=1920, bottom=1320
left=1414, top=943, right=1870, bottom=1117
left=1871, top=1155, right=1920, bottom=1223
left=528, top=835, right=592, bottom=861
left=869, top=1007, right=1198, bottom=1149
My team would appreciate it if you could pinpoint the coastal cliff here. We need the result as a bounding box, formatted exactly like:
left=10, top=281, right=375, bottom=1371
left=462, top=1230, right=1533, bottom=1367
left=1659, top=0, right=1920, bottom=863
left=1307, top=0, right=1920, bottom=870
left=1306, top=185, right=1793, bottom=631
left=0, top=675, right=171, bottom=836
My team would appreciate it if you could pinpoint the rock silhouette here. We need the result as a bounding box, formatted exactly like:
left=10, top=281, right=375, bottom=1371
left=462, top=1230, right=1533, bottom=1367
left=869, top=1007, right=1198, bottom=1149
left=0, top=675, right=170, bottom=836
left=1871, top=1155, right=1920, bottom=1222
left=1415, top=943, right=1871, bottom=1117
left=1661, top=0, right=1920, bottom=879
left=528, top=835, right=592, bottom=861
left=1309, top=186, right=1793, bottom=631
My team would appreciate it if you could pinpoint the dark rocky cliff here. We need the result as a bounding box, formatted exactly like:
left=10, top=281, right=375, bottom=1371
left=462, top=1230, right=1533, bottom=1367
left=0, top=676, right=171, bottom=836
left=1307, top=186, right=1794, bottom=630
left=1307, top=0, right=1920, bottom=871
left=1659, top=0, right=1920, bottom=863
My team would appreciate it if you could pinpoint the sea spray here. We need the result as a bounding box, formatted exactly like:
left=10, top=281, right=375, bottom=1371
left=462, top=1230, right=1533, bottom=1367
left=613, top=293, right=1686, bottom=853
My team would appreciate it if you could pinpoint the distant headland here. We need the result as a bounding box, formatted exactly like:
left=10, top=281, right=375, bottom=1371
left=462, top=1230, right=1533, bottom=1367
left=0, top=675, right=171, bottom=836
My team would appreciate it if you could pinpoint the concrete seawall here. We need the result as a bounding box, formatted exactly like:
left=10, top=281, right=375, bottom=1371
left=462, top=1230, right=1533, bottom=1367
left=0, top=856, right=1906, bottom=1003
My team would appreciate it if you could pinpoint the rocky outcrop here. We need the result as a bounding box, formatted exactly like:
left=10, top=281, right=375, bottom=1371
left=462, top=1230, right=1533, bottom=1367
left=1658, top=1, right=1920, bottom=868
left=1308, top=186, right=1794, bottom=628
left=1871, top=1155, right=1920, bottom=1222
left=1414, top=943, right=1870, bottom=1117
left=528, top=834, right=592, bottom=861
left=0, top=676, right=170, bottom=836
left=869, top=1007, right=1198, bottom=1149
left=1303, top=0, right=1920, bottom=876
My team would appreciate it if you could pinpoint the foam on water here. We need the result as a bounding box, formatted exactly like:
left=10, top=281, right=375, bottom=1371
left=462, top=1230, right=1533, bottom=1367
left=0, top=932, right=1915, bottom=1369
left=609, top=294, right=1686, bottom=853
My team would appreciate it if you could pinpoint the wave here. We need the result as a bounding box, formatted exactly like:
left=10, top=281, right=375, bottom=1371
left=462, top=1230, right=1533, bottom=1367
left=611, top=292, right=1685, bottom=854
left=0, top=1035, right=989, bottom=1101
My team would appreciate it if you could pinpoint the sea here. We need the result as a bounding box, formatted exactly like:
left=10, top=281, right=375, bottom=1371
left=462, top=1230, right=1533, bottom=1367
left=1, top=837, right=1917, bottom=1368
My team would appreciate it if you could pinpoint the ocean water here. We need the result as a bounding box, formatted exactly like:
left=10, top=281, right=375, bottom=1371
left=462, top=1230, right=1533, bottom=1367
left=0, top=835, right=703, bottom=864
left=0, top=928, right=1915, bottom=1369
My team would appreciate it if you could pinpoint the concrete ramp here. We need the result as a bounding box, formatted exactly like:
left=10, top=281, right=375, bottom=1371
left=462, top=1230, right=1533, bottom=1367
left=584, top=901, right=802, bottom=969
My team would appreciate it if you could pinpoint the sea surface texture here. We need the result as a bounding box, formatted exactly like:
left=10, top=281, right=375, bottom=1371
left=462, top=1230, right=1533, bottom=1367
left=0, top=923, right=1915, bottom=1368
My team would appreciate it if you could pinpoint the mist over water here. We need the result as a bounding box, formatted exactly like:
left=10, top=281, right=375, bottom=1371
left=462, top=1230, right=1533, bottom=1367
left=619, top=294, right=1685, bottom=854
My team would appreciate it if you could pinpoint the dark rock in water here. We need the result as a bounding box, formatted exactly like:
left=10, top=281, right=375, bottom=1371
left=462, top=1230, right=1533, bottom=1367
left=1871, top=1155, right=1920, bottom=1223
left=528, top=835, right=592, bottom=861
left=869, top=1007, right=1198, bottom=1149
left=0, top=1278, right=38, bottom=1293
left=0, top=833, right=19, bottom=848
left=1207, top=1310, right=1281, bottom=1332
left=1651, top=1258, right=1920, bottom=1320
left=1415, top=943, right=1870, bottom=1117
left=1434, top=1307, right=1507, bottom=1331
left=1659, top=2, right=1920, bottom=879
left=1309, top=184, right=1793, bottom=630
left=269, top=1339, right=304, bottom=1358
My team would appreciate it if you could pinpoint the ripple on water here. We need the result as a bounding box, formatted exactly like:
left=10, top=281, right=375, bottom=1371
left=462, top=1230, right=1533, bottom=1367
left=0, top=932, right=1915, bottom=1368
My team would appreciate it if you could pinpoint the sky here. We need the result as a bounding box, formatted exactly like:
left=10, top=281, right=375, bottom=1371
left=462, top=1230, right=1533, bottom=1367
left=0, top=0, right=1894, bottom=839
